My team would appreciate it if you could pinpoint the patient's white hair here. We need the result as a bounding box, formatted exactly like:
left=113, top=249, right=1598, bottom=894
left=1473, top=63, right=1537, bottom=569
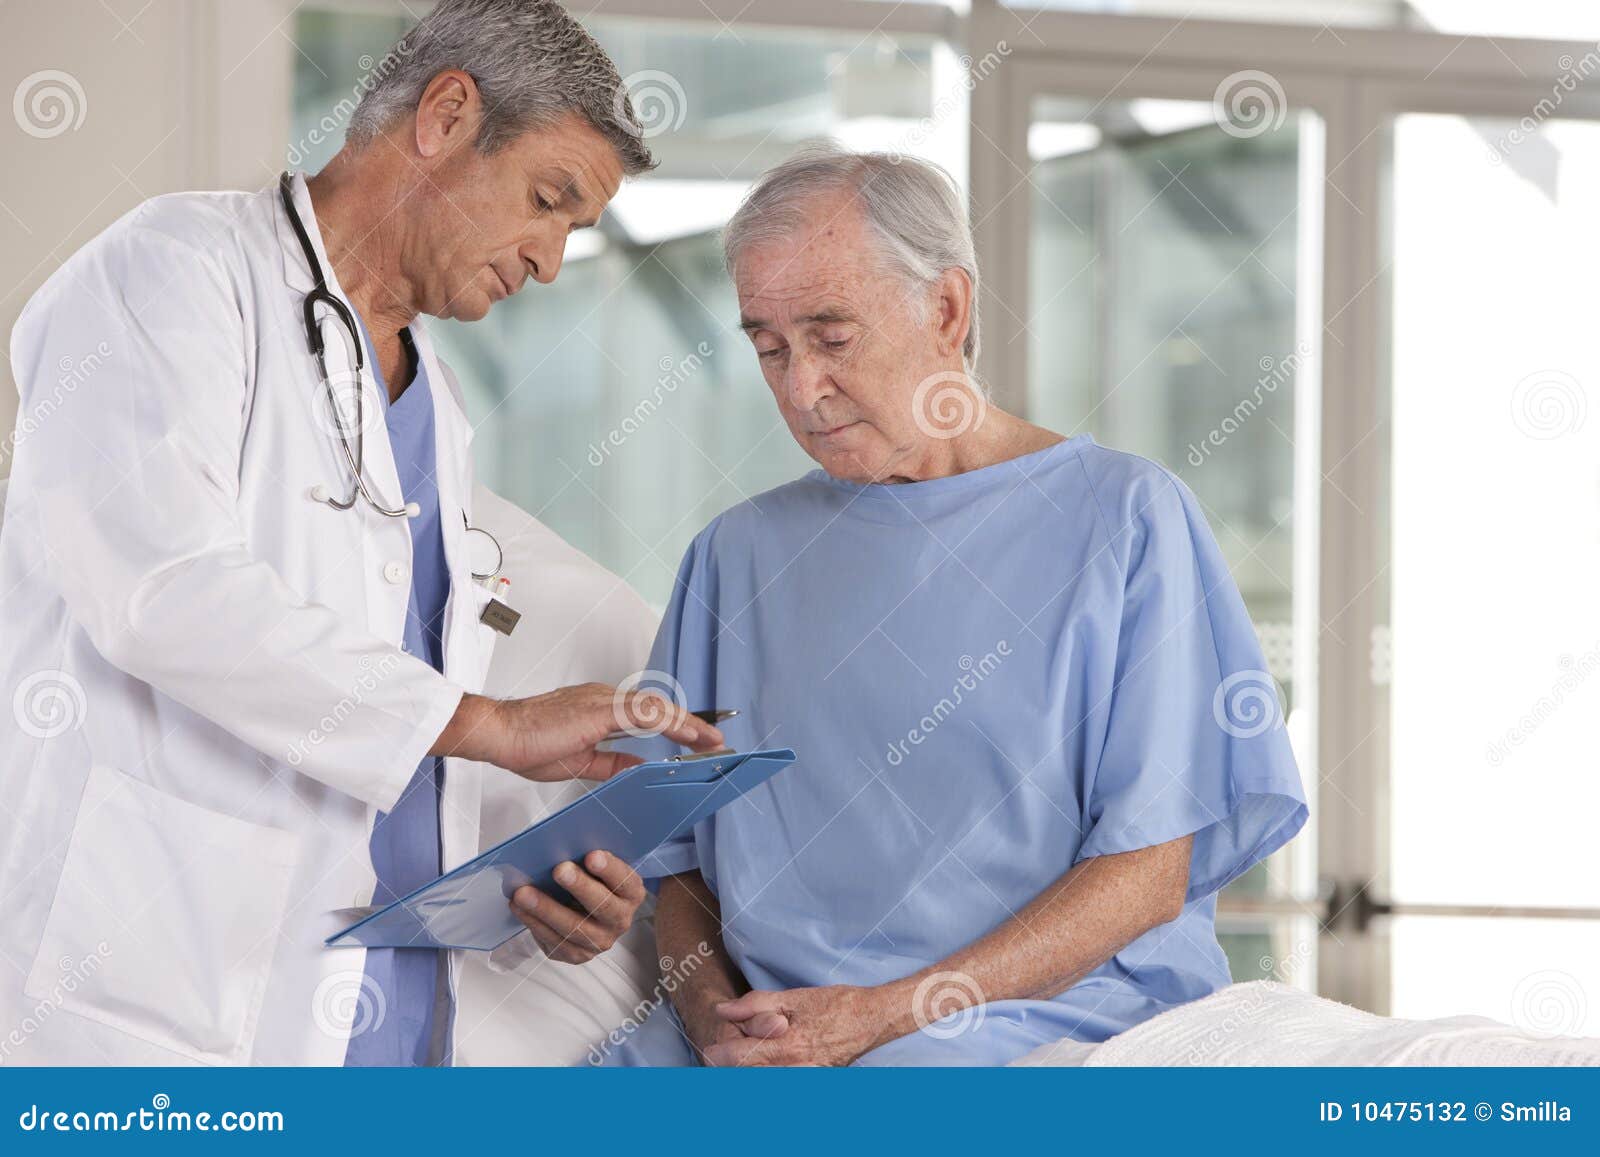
left=722, top=144, right=981, bottom=370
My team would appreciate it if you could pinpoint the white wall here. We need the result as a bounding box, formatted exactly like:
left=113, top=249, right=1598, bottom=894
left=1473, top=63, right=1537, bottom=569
left=0, top=0, right=292, bottom=474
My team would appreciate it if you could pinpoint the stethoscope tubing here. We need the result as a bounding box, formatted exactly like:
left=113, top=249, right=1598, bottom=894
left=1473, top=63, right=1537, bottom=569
left=279, top=171, right=502, bottom=582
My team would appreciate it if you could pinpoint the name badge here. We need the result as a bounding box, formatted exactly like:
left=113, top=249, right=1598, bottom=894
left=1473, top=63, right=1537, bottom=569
left=480, top=597, right=521, bottom=636
left=479, top=576, right=519, bottom=636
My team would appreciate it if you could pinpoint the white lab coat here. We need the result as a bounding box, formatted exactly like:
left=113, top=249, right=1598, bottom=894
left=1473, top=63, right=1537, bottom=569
left=453, top=485, right=662, bottom=1066
left=0, top=176, right=497, bottom=1065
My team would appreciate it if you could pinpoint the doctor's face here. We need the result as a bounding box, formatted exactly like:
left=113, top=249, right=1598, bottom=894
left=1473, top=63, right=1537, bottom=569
left=735, top=192, right=950, bottom=484
left=410, top=113, right=624, bottom=322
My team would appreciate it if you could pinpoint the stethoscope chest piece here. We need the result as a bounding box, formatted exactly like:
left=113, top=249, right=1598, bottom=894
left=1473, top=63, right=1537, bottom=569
left=465, top=518, right=503, bottom=582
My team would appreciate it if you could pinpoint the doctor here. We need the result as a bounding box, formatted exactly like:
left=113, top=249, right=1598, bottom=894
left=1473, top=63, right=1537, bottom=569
left=0, top=0, right=720, bottom=1067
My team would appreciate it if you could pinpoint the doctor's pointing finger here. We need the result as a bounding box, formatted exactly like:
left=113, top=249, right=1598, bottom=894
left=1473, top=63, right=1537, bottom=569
left=0, top=0, right=678, bottom=1068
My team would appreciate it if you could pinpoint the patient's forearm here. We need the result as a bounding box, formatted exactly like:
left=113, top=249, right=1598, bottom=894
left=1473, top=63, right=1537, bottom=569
left=875, top=835, right=1192, bottom=1043
left=656, top=871, right=747, bottom=1018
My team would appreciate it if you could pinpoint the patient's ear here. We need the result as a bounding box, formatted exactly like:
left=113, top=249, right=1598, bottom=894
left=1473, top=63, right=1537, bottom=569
left=931, top=267, right=974, bottom=361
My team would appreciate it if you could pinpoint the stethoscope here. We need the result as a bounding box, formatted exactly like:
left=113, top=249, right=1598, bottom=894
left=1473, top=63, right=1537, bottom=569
left=279, top=172, right=503, bottom=583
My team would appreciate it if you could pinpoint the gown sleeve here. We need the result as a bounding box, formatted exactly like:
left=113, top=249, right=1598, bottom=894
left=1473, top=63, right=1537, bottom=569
left=1076, top=464, right=1308, bottom=901
left=630, top=527, right=723, bottom=881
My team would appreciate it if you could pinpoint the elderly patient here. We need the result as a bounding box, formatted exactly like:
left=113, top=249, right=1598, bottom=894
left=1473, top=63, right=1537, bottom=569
left=603, top=146, right=1307, bottom=1067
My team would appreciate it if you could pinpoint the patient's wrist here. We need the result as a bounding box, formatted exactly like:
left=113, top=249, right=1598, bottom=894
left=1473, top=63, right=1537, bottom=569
left=868, top=975, right=938, bottom=1051
left=675, top=981, right=739, bottom=1050
left=680, top=978, right=739, bottom=1021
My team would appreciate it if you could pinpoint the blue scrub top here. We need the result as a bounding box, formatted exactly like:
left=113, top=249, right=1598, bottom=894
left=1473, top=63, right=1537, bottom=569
left=343, top=322, right=452, bottom=1068
left=606, top=434, right=1307, bottom=1067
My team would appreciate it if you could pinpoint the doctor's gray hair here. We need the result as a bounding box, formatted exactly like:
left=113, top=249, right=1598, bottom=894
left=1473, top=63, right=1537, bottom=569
left=722, top=145, right=980, bottom=369
left=346, top=0, right=654, bottom=174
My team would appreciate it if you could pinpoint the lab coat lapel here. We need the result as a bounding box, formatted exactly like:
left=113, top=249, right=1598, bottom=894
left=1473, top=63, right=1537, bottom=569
left=273, top=171, right=319, bottom=295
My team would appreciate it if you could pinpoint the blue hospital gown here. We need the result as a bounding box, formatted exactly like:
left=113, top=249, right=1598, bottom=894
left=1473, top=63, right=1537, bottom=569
left=605, top=434, right=1307, bottom=1067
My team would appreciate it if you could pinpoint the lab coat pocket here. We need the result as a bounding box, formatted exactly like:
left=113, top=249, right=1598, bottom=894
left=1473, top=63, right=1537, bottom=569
left=24, top=764, right=301, bottom=1065
left=470, top=580, right=502, bottom=682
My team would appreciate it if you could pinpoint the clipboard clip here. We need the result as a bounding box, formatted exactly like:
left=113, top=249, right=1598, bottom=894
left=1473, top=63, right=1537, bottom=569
left=665, top=747, right=736, bottom=763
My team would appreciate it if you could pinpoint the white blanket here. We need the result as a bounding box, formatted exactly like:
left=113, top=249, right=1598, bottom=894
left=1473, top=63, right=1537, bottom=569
left=1014, top=981, right=1600, bottom=1067
left=450, top=485, right=663, bottom=1067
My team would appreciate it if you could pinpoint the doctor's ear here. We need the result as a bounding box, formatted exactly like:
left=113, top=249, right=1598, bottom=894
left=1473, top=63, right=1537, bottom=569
left=413, top=69, right=485, bottom=160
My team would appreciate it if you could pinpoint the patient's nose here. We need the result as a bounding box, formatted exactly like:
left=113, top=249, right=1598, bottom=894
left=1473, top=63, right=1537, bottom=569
left=784, top=354, right=832, bottom=411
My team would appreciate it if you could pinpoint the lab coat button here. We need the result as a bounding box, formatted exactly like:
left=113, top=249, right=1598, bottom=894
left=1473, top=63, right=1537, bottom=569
left=383, top=560, right=409, bottom=585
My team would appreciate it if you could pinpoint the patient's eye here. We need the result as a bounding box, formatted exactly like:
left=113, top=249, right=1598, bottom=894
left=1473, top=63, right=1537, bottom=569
left=816, top=328, right=853, bottom=354
left=750, top=331, right=787, bottom=360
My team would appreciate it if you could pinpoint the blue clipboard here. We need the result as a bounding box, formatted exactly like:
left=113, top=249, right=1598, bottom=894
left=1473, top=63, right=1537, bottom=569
left=325, top=748, right=796, bottom=952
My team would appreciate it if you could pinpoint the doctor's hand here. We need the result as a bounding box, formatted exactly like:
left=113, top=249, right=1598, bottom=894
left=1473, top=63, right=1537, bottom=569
left=702, top=984, right=893, bottom=1067
left=433, top=686, right=724, bottom=782
left=509, top=850, right=645, bottom=965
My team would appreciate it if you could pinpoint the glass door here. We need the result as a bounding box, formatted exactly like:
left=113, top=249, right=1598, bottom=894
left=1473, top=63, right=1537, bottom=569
left=1017, top=71, right=1327, bottom=987
left=1380, top=109, right=1600, bottom=1036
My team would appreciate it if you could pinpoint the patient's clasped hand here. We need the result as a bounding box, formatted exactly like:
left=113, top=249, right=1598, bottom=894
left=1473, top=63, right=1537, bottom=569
left=599, top=147, right=1309, bottom=1068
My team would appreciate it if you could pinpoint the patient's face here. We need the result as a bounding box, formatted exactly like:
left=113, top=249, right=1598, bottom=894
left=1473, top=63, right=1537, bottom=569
left=735, top=191, right=949, bottom=483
